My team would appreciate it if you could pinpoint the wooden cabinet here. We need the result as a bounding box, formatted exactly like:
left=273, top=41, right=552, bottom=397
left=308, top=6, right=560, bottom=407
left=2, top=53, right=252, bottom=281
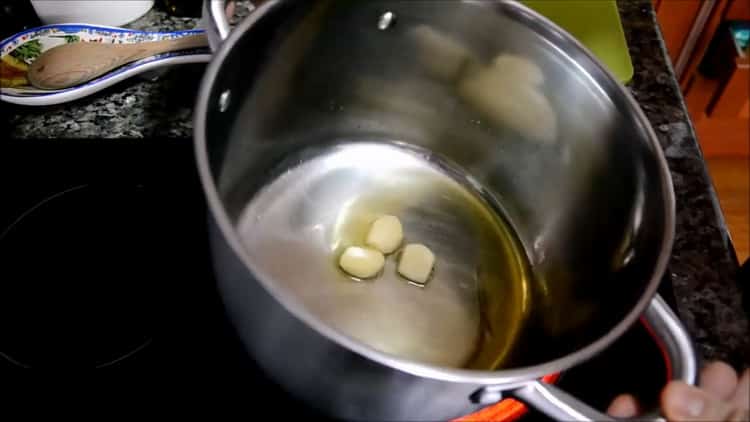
left=655, top=0, right=703, bottom=64
left=654, top=0, right=749, bottom=157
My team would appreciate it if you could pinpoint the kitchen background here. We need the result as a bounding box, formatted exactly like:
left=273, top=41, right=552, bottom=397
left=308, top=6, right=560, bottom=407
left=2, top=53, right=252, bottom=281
left=653, top=0, right=749, bottom=262
left=0, top=0, right=747, bottom=418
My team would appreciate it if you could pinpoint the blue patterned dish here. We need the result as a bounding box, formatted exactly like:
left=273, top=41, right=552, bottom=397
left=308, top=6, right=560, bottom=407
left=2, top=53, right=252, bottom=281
left=0, top=24, right=211, bottom=106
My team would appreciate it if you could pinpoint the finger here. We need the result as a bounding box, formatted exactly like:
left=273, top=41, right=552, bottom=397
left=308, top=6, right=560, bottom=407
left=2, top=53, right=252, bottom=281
left=607, top=394, right=640, bottom=418
left=700, top=361, right=739, bottom=400
left=730, top=369, right=749, bottom=410
left=727, top=407, right=750, bottom=422
left=662, top=381, right=735, bottom=421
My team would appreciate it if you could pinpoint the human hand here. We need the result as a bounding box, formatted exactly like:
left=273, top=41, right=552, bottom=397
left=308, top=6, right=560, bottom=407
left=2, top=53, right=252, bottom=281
left=608, top=361, right=749, bottom=421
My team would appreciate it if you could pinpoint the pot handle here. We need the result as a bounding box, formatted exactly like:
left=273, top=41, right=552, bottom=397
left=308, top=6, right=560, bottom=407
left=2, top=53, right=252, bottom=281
left=510, top=294, right=697, bottom=421
left=203, top=0, right=231, bottom=49
left=203, top=0, right=260, bottom=50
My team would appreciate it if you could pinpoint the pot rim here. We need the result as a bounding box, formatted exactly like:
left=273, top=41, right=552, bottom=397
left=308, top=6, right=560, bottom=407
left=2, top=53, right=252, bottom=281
left=194, top=0, right=676, bottom=386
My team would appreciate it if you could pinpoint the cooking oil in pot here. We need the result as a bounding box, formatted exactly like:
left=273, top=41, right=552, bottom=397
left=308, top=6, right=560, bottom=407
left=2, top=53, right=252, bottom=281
left=236, top=141, right=532, bottom=370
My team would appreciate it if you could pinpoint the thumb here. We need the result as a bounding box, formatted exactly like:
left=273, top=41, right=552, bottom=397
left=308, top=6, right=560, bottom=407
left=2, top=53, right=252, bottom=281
left=662, top=381, right=735, bottom=421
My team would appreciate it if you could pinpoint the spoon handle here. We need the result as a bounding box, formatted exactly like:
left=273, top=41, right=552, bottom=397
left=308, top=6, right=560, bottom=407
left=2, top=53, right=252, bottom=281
left=133, top=34, right=209, bottom=57
left=28, top=34, right=208, bottom=89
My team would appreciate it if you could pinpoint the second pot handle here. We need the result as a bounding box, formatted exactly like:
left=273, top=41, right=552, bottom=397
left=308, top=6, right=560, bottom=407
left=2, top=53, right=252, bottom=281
left=204, top=0, right=264, bottom=50
left=203, top=0, right=232, bottom=49
left=511, top=294, right=698, bottom=421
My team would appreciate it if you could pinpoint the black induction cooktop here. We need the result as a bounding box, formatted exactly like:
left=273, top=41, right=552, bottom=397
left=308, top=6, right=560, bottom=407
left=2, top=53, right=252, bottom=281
left=0, top=138, right=672, bottom=419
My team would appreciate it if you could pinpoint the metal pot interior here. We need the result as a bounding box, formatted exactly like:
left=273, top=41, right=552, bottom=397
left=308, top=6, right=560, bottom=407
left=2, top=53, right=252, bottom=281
left=198, top=0, right=672, bottom=372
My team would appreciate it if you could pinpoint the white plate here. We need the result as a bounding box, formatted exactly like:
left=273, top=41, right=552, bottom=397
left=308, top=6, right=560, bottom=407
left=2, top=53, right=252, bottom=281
left=30, top=1, right=155, bottom=27
left=1, top=24, right=211, bottom=106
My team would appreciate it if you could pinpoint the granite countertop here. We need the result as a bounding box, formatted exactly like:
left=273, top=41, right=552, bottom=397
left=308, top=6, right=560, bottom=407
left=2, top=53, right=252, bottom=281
left=3, top=0, right=748, bottom=368
left=617, top=1, right=749, bottom=369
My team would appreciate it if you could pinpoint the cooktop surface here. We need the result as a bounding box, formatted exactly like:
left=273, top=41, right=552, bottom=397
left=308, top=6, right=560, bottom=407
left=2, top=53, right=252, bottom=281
left=0, top=139, right=673, bottom=419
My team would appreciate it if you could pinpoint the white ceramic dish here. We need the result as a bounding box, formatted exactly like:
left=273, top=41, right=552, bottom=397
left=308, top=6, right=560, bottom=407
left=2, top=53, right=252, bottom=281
left=30, top=1, right=155, bottom=27
left=0, top=24, right=211, bottom=106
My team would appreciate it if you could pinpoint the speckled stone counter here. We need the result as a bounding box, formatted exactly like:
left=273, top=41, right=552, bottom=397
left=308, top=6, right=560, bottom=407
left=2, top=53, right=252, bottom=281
left=618, top=0, right=749, bottom=369
left=3, top=0, right=748, bottom=368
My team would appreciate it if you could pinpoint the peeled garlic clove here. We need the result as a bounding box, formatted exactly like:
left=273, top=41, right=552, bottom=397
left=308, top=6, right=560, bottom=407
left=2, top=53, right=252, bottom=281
left=457, top=64, right=557, bottom=144
left=491, top=54, right=545, bottom=86
left=398, top=243, right=435, bottom=284
left=366, top=215, right=403, bottom=254
left=410, top=25, right=476, bottom=82
left=339, top=246, right=385, bottom=279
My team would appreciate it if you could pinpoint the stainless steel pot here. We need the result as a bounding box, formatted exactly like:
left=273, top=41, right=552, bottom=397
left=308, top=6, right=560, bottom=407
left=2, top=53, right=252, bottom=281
left=194, top=1, right=697, bottom=420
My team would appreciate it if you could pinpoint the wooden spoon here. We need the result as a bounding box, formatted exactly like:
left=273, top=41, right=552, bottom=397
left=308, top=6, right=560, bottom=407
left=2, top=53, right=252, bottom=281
left=28, top=34, right=208, bottom=90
